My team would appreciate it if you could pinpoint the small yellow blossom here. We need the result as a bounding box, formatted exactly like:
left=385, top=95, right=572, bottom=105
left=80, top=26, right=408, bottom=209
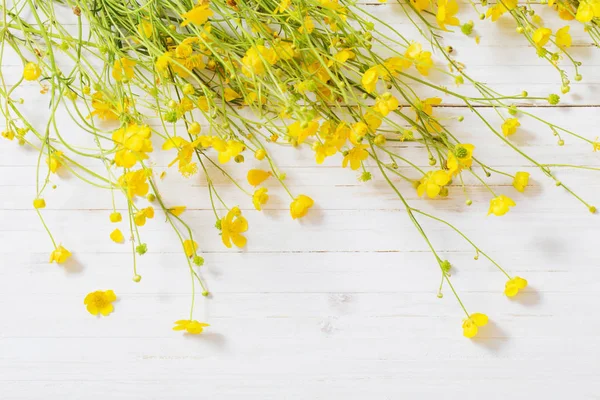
left=532, top=27, right=552, bottom=48
left=242, top=45, right=278, bottom=76
left=113, top=123, right=153, bottom=168
left=513, top=172, right=530, bottom=192
left=110, top=228, right=124, bottom=243
left=1, top=130, right=14, bottom=140
left=84, top=290, right=116, bottom=316
left=447, top=144, right=474, bottom=176
left=488, top=195, right=516, bottom=216
left=255, top=149, right=267, bottom=160
left=118, top=169, right=150, bottom=199
left=110, top=212, right=122, bottom=223
left=112, top=57, right=136, bottom=81
left=211, top=138, right=245, bottom=164
left=47, top=151, right=63, bottom=173
left=173, top=319, right=209, bottom=334
left=373, top=93, right=400, bottom=116
left=183, top=239, right=198, bottom=257
left=436, top=0, right=460, bottom=31
left=486, top=0, right=517, bottom=21
left=342, top=145, right=368, bottom=170
left=33, top=198, right=46, bottom=209
left=50, top=245, right=71, bottom=264
left=223, top=88, right=241, bottom=102
left=287, top=120, right=319, bottom=144
left=252, top=188, right=269, bottom=211
left=405, top=43, right=433, bottom=76
left=221, top=207, right=248, bottom=248
left=361, top=67, right=379, bottom=93
left=290, top=194, right=314, bottom=219
left=502, top=118, right=520, bottom=137
left=462, top=313, right=488, bottom=338
left=134, top=207, right=154, bottom=226
left=505, top=276, right=528, bottom=297
left=137, top=20, right=153, bottom=38
left=298, top=15, right=315, bottom=34
left=23, top=62, right=42, bottom=81
left=314, top=142, right=337, bottom=164
left=555, top=26, right=572, bottom=49
left=417, top=170, right=450, bottom=198
left=247, top=169, right=271, bottom=186
left=169, top=206, right=186, bottom=216
left=180, top=4, right=213, bottom=27
left=576, top=0, right=600, bottom=22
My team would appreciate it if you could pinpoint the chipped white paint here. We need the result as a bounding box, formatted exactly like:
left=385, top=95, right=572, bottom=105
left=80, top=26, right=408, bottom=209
left=1, top=3, right=600, bottom=399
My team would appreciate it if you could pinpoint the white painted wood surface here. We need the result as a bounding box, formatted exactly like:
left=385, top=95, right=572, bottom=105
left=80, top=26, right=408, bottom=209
left=1, top=3, right=599, bottom=399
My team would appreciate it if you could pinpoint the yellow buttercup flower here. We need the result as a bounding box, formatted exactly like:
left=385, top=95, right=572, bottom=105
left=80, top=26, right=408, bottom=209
left=112, top=57, right=136, bottom=81
left=110, top=228, right=124, bottom=243
left=84, top=290, right=116, bottom=316
left=405, top=43, right=433, bottom=76
left=118, top=169, right=150, bottom=199
left=33, top=198, right=46, bottom=209
left=361, top=67, right=379, bottom=93
left=252, top=188, right=269, bottom=211
left=247, top=169, right=272, bottom=186
left=342, top=145, right=368, bottom=170
left=113, top=123, right=153, bottom=168
left=287, top=120, right=319, bottom=144
left=23, top=62, right=42, bottom=81
left=486, top=0, right=517, bottom=21
left=462, top=313, right=488, bottom=338
left=169, top=206, right=186, bottom=216
left=173, top=320, right=209, bottom=334
left=447, top=143, right=474, bottom=176
left=505, top=276, right=528, bottom=297
left=290, top=194, right=314, bottom=219
left=314, top=142, right=337, bottom=164
left=47, top=151, right=63, bottom=173
left=109, top=212, right=122, bottom=223
left=488, top=195, right=516, bottom=216
left=137, top=20, right=153, bottom=38
left=575, top=0, right=600, bottom=22
left=221, top=207, right=248, bottom=248
left=372, top=93, right=400, bottom=116
left=555, top=26, right=572, bottom=49
left=502, top=118, right=520, bottom=137
left=183, top=239, right=198, bottom=257
left=241, top=45, right=278, bottom=76
left=298, top=15, right=315, bottom=34
left=417, top=170, right=450, bottom=198
left=89, top=91, right=124, bottom=121
left=211, top=138, right=245, bottom=164
left=50, top=245, right=71, bottom=264
left=180, top=4, right=213, bottom=27
left=513, top=171, right=530, bottom=192
left=532, top=27, right=552, bottom=48
left=134, top=207, right=154, bottom=226
left=436, top=0, right=460, bottom=31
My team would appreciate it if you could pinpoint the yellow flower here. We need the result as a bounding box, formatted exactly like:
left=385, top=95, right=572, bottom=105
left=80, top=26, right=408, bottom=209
left=169, top=206, right=186, bottom=216
left=555, top=26, right=572, bottom=48
left=50, top=245, right=71, bottom=264
left=298, top=15, right=315, bottom=34
left=33, top=198, right=46, bottom=209
left=113, top=123, right=153, bottom=168
left=47, top=151, right=63, bottom=173
left=211, top=138, right=245, bottom=164
left=241, top=45, right=278, bottom=76
left=252, top=188, right=269, bottom=211
left=112, top=57, right=136, bottom=81
left=23, top=62, right=42, bottom=81
left=90, top=92, right=125, bottom=121
left=417, top=170, right=450, bottom=198
left=134, top=207, right=154, bottom=226
left=173, top=320, right=209, bottom=334
left=505, top=276, right=528, bottom=297
left=436, top=0, right=460, bottom=30
left=290, top=194, right=314, bottom=219
left=287, top=120, right=319, bottom=144
left=332, top=48, right=355, bottom=65
left=576, top=0, right=600, bottom=22
left=486, top=0, right=517, bottom=21
left=1, top=130, right=14, bottom=140
left=275, top=0, right=291, bottom=12
left=183, top=239, right=198, bottom=257
left=372, top=93, right=400, bottom=116
left=137, top=20, right=153, bottom=38
left=221, top=207, right=248, bottom=248
left=405, top=43, right=433, bottom=76
left=488, top=195, right=516, bottom=216
left=247, top=169, right=271, bottom=186
left=342, top=145, right=368, bottom=170
left=447, top=143, right=475, bottom=176
left=462, top=313, right=488, bottom=338
left=118, top=169, right=150, bottom=199
left=110, top=228, right=124, bottom=243
left=110, top=212, right=122, bottom=223
left=513, top=171, right=530, bottom=192
left=532, top=27, right=552, bottom=48
left=180, top=4, right=213, bottom=27
left=501, top=118, right=520, bottom=137
left=84, top=290, right=116, bottom=316
left=361, top=67, right=379, bottom=93
left=223, top=88, right=241, bottom=102
left=197, top=96, right=210, bottom=112
left=314, top=142, right=337, bottom=164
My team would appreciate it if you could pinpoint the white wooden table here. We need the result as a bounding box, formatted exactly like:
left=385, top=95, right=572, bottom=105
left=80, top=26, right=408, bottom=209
left=1, top=3, right=599, bottom=399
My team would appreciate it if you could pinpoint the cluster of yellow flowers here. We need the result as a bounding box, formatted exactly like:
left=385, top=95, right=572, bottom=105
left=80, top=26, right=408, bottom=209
left=2, top=0, right=598, bottom=338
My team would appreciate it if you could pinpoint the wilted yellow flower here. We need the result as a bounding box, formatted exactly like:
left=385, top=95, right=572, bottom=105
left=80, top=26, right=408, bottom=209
left=23, top=62, right=42, bottom=81
left=555, top=26, right=572, bottom=48
left=183, top=239, right=198, bottom=257
left=50, top=245, right=71, bottom=264
left=342, top=145, right=368, bottom=170
left=110, top=228, right=124, bottom=243
left=84, top=290, right=116, bottom=316
left=247, top=169, right=271, bottom=186
left=290, top=194, right=314, bottom=219
left=252, top=188, right=269, bottom=211
left=462, top=313, right=488, bottom=338
left=417, top=170, right=450, bottom=198
left=532, top=27, right=552, bottom=48
left=505, top=276, right=528, bottom=297
left=513, top=171, right=530, bottom=192
left=173, top=319, right=209, bottom=334
left=112, top=57, right=136, bottom=81
left=180, top=4, right=213, bottom=27
left=502, top=118, right=520, bottom=137
left=488, top=195, right=516, bottom=216
left=221, top=207, right=248, bottom=248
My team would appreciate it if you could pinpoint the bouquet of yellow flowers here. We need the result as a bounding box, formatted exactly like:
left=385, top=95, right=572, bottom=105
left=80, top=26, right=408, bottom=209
left=1, top=0, right=598, bottom=338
